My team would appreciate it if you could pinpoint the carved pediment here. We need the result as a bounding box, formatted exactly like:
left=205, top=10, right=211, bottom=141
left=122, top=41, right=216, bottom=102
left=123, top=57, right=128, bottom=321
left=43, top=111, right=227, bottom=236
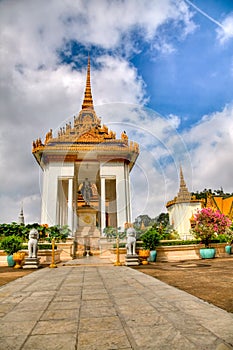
left=77, top=130, right=105, bottom=142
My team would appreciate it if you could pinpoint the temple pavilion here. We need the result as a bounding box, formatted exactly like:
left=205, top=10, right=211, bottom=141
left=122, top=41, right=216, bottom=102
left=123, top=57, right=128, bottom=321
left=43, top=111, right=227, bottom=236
left=166, top=167, right=202, bottom=239
left=32, top=58, right=139, bottom=247
left=166, top=167, right=233, bottom=239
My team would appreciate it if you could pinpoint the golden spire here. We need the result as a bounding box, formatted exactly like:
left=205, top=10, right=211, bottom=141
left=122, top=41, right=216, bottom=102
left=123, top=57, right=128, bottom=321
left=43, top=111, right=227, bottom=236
left=82, top=56, right=94, bottom=110
left=176, top=166, right=191, bottom=203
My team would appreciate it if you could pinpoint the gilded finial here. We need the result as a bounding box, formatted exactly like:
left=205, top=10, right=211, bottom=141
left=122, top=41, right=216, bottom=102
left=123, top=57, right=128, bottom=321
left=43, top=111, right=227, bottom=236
left=82, top=56, right=94, bottom=110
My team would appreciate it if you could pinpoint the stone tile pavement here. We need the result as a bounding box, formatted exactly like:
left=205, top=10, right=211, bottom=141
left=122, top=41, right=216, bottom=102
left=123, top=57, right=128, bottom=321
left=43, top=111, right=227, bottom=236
left=0, top=263, right=232, bottom=350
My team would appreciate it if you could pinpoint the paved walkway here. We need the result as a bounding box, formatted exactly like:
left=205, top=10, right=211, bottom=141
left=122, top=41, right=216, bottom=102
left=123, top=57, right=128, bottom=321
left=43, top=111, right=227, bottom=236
left=0, top=260, right=232, bottom=349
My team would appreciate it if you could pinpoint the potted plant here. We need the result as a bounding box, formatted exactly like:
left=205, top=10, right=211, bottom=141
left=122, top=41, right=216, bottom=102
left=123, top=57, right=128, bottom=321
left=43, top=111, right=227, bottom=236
left=224, top=223, right=233, bottom=254
left=0, top=235, right=24, bottom=267
left=191, top=208, right=232, bottom=259
left=139, top=228, right=161, bottom=263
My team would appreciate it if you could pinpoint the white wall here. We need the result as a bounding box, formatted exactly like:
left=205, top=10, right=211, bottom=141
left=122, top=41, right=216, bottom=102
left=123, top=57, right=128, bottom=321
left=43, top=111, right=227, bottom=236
left=100, top=161, right=130, bottom=231
left=41, top=162, right=74, bottom=226
left=168, top=202, right=202, bottom=239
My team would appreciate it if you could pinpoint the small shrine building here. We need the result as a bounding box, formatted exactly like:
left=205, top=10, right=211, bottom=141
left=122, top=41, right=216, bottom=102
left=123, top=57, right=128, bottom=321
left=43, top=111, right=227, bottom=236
left=166, top=167, right=203, bottom=239
left=166, top=167, right=233, bottom=239
left=32, top=58, right=139, bottom=246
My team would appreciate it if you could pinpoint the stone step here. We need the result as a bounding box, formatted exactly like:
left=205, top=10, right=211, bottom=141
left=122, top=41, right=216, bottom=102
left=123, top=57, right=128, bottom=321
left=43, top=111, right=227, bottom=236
left=124, top=254, right=140, bottom=266
left=23, top=257, right=40, bottom=269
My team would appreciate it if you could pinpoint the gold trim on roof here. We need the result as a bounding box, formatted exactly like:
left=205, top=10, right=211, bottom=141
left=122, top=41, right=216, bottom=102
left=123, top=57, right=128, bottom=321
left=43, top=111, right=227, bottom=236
left=32, top=56, right=140, bottom=166
left=32, top=139, right=139, bottom=153
left=34, top=121, right=118, bottom=147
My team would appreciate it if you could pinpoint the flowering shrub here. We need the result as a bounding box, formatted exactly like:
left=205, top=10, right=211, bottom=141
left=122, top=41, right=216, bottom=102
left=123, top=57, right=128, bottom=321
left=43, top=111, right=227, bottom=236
left=225, top=222, right=233, bottom=244
left=191, top=208, right=232, bottom=247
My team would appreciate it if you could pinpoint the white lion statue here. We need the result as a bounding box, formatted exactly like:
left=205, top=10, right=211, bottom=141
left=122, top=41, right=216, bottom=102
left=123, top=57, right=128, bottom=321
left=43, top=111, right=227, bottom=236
left=126, top=225, right=136, bottom=255
left=28, top=228, right=39, bottom=258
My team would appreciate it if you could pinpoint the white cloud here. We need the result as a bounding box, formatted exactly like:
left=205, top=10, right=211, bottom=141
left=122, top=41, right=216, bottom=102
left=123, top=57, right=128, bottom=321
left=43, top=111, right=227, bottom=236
left=167, top=114, right=181, bottom=129
left=152, top=40, right=176, bottom=55
left=116, top=104, right=233, bottom=218
left=93, top=56, right=147, bottom=106
left=94, top=104, right=192, bottom=218
left=217, top=13, right=233, bottom=44
left=183, top=104, right=233, bottom=193
left=0, top=0, right=195, bottom=72
left=177, top=0, right=197, bottom=37
left=184, top=1, right=233, bottom=44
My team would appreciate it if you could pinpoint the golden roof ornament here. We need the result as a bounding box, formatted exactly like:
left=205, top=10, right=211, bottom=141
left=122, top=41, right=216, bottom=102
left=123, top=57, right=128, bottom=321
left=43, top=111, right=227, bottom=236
left=82, top=55, right=94, bottom=110
left=74, top=56, right=101, bottom=132
left=32, top=56, right=139, bottom=167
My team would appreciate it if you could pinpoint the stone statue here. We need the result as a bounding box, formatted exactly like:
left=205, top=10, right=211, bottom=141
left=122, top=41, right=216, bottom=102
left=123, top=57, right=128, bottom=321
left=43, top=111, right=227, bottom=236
left=28, top=228, right=39, bottom=258
left=126, top=225, right=136, bottom=255
left=81, top=178, right=93, bottom=206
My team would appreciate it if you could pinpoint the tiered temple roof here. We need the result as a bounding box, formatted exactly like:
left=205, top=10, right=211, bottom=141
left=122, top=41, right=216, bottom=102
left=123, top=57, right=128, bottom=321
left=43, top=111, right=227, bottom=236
left=166, top=167, right=233, bottom=220
left=176, top=166, right=191, bottom=203
left=32, top=57, right=139, bottom=168
left=166, top=166, right=201, bottom=208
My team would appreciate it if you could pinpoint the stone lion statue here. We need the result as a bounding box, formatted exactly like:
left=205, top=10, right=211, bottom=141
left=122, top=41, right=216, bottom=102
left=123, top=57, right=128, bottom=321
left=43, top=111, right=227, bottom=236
left=126, top=224, right=136, bottom=255
left=28, top=228, right=39, bottom=258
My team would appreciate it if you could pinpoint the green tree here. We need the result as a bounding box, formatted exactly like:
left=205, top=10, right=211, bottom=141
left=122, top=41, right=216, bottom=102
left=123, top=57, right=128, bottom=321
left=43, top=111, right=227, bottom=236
left=191, top=188, right=233, bottom=200
left=134, top=214, right=155, bottom=228
left=103, top=227, right=126, bottom=240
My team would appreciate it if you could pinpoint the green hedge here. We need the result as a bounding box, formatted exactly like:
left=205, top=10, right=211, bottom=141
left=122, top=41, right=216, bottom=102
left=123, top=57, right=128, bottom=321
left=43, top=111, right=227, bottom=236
left=160, top=240, right=201, bottom=246
left=113, top=243, right=126, bottom=248
left=21, top=243, right=58, bottom=250
left=135, top=239, right=226, bottom=247
left=38, top=244, right=57, bottom=250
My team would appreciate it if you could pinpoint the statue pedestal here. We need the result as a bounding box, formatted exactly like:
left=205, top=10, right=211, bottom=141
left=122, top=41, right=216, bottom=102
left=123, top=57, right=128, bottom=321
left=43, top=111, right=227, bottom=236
left=23, top=257, right=40, bottom=269
left=124, top=254, right=140, bottom=266
left=76, top=207, right=100, bottom=254
left=78, top=206, right=97, bottom=227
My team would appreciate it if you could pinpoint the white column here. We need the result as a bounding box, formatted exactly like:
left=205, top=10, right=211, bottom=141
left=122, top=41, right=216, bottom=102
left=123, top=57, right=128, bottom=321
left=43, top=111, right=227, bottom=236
left=67, top=178, right=73, bottom=232
left=41, top=166, right=58, bottom=226
left=124, top=163, right=131, bottom=223
left=126, top=177, right=131, bottom=223
left=56, top=179, right=61, bottom=225
left=115, top=169, right=127, bottom=230
left=73, top=177, right=77, bottom=237
left=41, top=167, right=49, bottom=224
left=101, top=177, right=106, bottom=235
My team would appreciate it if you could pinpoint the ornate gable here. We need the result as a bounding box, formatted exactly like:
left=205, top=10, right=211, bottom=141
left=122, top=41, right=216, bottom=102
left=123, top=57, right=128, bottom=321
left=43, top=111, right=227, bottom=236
left=32, top=57, right=139, bottom=168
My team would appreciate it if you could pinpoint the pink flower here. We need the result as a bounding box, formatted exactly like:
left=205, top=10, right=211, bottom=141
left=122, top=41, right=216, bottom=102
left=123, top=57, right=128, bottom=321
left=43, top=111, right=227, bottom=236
left=192, top=208, right=232, bottom=247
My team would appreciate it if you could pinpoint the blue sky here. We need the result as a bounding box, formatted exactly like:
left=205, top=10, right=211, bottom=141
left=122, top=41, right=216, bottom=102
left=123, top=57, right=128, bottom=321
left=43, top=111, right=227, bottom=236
left=142, top=36, right=233, bottom=127
left=131, top=0, right=233, bottom=129
left=0, top=0, right=233, bottom=223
